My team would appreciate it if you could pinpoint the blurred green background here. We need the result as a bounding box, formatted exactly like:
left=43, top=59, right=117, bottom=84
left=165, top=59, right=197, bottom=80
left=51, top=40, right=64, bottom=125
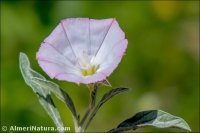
left=1, top=1, right=199, bottom=132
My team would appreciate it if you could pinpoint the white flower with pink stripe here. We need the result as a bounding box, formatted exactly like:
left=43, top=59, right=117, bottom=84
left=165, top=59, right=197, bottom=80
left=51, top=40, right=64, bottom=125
left=36, top=18, right=128, bottom=84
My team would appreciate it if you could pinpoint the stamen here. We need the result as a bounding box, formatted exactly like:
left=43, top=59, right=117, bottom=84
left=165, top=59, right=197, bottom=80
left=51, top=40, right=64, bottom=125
left=81, top=65, right=97, bottom=76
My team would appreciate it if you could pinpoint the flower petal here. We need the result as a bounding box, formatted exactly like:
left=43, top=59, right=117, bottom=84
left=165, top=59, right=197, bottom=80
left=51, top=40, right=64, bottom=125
left=43, top=23, right=79, bottom=66
left=61, top=18, right=90, bottom=61
left=37, top=18, right=128, bottom=84
left=54, top=72, right=82, bottom=84
left=89, top=18, right=114, bottom=57
left=98, top=39, right=128, bottom=76
left=92, top=19, right=125, bottom=66
left=36, top=42, right=80, bottom=78
left=81, top=72, right=106, bottom=84
left=54, top=70, right=106, bottom=84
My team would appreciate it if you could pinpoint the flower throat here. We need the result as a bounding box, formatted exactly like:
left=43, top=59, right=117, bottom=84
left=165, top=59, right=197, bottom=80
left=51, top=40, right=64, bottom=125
left=81, top=65, right=97, bottom=76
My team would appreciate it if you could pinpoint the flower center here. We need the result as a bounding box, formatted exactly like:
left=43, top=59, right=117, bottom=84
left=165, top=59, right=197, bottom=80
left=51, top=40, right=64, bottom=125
left=81, top=65, right=97, bottom=76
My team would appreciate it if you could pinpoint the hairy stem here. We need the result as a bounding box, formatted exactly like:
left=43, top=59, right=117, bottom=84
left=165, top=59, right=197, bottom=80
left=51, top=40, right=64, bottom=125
left=80, top=84, right=98, bottom=131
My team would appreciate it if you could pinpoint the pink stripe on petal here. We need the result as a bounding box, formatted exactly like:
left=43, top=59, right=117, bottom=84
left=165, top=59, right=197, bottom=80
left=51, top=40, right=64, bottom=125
left=80, top=72, right=106, bottom=84
left=37, top=42, right=80, bottom=72
left=54, top=72, right=82, bottom=85
left=98, top=39, right=128, bottom=76
left=90, top=18, right=114, bottom=57
left=38, top=60, right=64, bottom=79
left=93, top=19, right=125, bottom=65
left=44, top=23, right=79, bottom=66
left=95, top=39, right=127, bottom=66
left=61, top=18, right=90, bottom=59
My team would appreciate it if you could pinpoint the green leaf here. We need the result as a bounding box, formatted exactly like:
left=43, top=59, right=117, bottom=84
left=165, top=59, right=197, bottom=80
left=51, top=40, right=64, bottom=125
left=37, top=93, right=64, bottom=131
left=108, top=110, right=191, bottom=133
left=31, top=77, right=78, bottom=120
left=19, top=52, right=65, bottom=133
left=20, top=53, right=78, bottom=120
left=85, top=87, right=129, bottom=130
left=100, top=88, right=129, bottom=105
left=19, top=53, right=48, bottom=95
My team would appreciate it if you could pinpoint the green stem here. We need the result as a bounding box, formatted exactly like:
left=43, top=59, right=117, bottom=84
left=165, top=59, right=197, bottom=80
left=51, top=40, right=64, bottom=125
left=73, top=117, right=82, bottom=133
left=79, top=84, right=98, bottom=132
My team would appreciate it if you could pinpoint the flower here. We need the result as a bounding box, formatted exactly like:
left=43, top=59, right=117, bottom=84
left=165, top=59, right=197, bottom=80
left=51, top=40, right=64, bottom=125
left=36, top=18, right=128, bottom=84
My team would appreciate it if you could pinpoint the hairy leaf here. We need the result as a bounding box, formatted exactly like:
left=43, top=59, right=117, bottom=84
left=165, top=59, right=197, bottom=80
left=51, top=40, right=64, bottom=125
left=37, top=93, right=64, bottom=131
left=19, top=52, right=65, bottom=133
left=31, top=77, right=78, bottom=120
left=85, top=87, right=129, bottom=129
left=108, top=110, right=191, bottom=132
left=100, top=88, right=129, bottom=105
